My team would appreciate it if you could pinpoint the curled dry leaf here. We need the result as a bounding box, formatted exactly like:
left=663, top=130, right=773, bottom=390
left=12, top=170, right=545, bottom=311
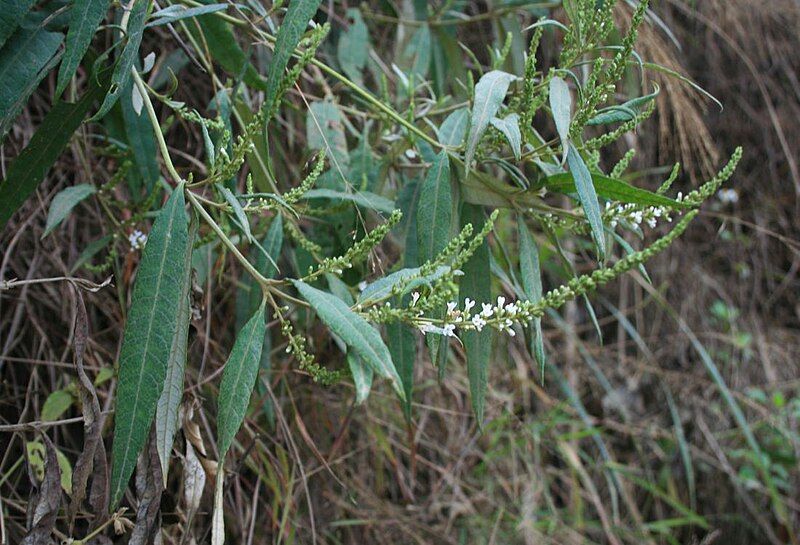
left=68, top=289, right=109, bottom=529
left=129, top=431, right=164, bottom=545
left=22, top=434, right=61, bottom=545
left=182, top=442, right=206, bottom=531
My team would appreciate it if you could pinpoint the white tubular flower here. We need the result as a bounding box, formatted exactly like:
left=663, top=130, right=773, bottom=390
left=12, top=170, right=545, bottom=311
left=496, top=296, right=506, bottom=308
left=481, top=303, right=494, bottom=317
left=463, top=298, right=475, bottom=313
left=411, top=292, right=420, bottom=306
left=447, top=301, right=458, bottom=314
left=471, top=315, right=486, bottom=332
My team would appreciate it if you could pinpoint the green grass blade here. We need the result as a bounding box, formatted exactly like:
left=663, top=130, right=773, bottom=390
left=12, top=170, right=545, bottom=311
left=110, top=184, right=189, bottom=509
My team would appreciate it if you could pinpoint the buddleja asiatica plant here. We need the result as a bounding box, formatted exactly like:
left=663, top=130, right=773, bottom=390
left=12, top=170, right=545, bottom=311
left=0, top=0, right=740, bottom=532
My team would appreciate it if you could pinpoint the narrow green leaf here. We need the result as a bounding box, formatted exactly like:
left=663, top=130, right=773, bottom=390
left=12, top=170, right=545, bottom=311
left=121, top=81, right=160, bottom=193
left=263, top=0, right=322, bottom=121
left=337, top=8, right=368, bottom=86
left=358, top=265, right=450, bottom=305
left=0, top=25, right=64, bottom=139
left=549, top=76, right=571, bottom=156
left=41, top=389, right=75, bottom=421
left=347, top=352, right=373, bottom=405
left=110, top=185, right=189, bottom=509
left=0, top=77, right=107, bottom=228
left=218, top=184, right=253, bottom=242
left=195, top=13, right=266, bottom=91
left=465, top=70, right=515, bottom=172
left=437, top=107, right=468, bottom=148
left=566, top=147, right=605, bottom=259
left=416, top=151, right=452, bottom=263
left=146, top=3, right=229, bottom=27
left=386, top=319, right=415, bottom=420
left=400, top=24, right=431, bottom=79
left=303, top=188, right=394, bottom=213
left=56, top=0, right=112, bottom=96
left=543, top=171, right=684, bottom=208
left=291, top=280, right=403, bottom=398
left=154, top=219, right=195, bottom=484
left=490, top=113, right=522, bottom=160
left=42, top=184, right=96, bottom=237
left=517, top=219, right=545, bottom=372
left=460, top=203, right=492, bottom=422
left=0, top=0, right=35, bottom=48
left=587, top=86, right=660, bottom=126
left=306, top=100, right=348, bottom=168
left=70, top=235, right=113, bottom=273
left=93, top=0, right=149, bottom=120
left=217, top=303, right=267, bottom=457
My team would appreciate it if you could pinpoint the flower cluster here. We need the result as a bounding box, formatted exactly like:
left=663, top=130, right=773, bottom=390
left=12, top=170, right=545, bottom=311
left=717, top=188, right=739, bottom=204
left=605, top=201, right=676, bottom=229
left=416, top=295, right=523, bottom=338
left=128, top=229, right=147, bottom=251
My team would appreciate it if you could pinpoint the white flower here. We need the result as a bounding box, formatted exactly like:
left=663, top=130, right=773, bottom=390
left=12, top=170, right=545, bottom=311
left=471, top=315, right=486, bottom=331
left=128, top=230, right=147, bottom=251
left=442, top=324, right=456, bottom=337
left=496, top=296, right=506, bottom=308
left=717, top=188, right=739, bottom=204
left=411, top=292, right=420, bottom=306
left=463, top=298, right=475, bottom=313
left=481, top=303, right=494, bottom=317
left=357, top=281, right=368, bottom=291
left=505, top=302, right=519, bottom=315
left=447, top=301, right=458, bottom=314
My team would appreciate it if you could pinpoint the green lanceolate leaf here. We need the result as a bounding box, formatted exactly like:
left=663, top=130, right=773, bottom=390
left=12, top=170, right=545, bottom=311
left=306, top=100, right=349, bottom=168
left=566, top=146, right=605, bottom=260
left=490, top=113, right=522, bottom=160
left=542, top=171, right=685, bottom=208
left=291, top=280, right=403, bottom=398
left=358, top=265, right=450, bottom=305
left=263, top=0, right=322, bottom=121
left=517, top=219, right=545, bottom=374
left=121, top=81, right=160, bottom=194
left=146, top=4, right=229, bottom=27
left=217, top=303, right=267, bottom=457
left=587, top=85, right=660, bottom=126
left=465, top=70, right=515, bottom=173
left=386, top=319, right=416, bottom=420
left=438, top=107, right=468, bottom=148
left=549, top=76, right=571, bottom=159
left=42, top=184, right=97, bottom=237
left=0, top=77, right=107, bottom=228
left=196, top=13, right=267, bottom=92
left=337, top=8, right=368, bottom=86
left=154, top=218, right=195, bottom=484
left=110, top=184, right=189, bottom=509
left=0, top=0, right=35, bottom=48
left=56, top=0, right=112, bottom=96
left=93, top=0, right=149, bottom=120
left=416, top=151, right=452, bottom=263
left=347, top=352, right=373, bottom=404
left=460, top=203, right=492, bottom=423
left=303, top=188, right=394, bottom=213
left=0, top=25, right=64, bottom=139
left=218, top=184, right=253, bottom=242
